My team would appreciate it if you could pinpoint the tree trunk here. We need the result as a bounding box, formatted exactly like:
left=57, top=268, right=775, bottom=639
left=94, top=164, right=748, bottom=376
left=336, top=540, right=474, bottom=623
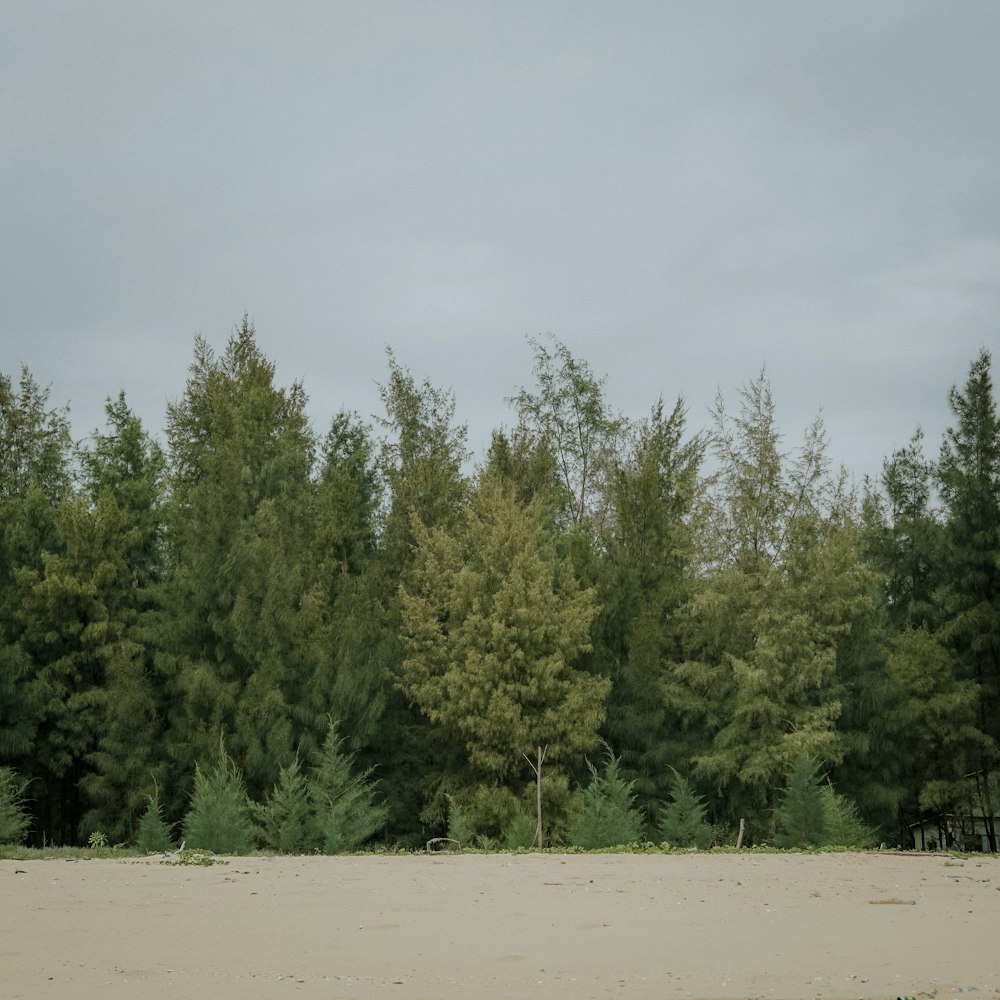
left=535, top=746, right=544, bottom=849
left=524, top=745, right=548, bottom=850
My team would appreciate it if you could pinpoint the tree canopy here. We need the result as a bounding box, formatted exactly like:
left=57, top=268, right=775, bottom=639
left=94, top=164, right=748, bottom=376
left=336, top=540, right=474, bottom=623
left=1, top=324, right=997, bottom=852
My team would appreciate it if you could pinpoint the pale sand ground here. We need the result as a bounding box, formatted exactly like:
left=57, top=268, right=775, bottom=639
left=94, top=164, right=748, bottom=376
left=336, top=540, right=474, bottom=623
left=3, top=852, right=999, bottom=999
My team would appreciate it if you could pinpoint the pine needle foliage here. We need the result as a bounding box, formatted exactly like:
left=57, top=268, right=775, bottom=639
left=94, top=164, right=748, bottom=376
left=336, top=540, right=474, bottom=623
left=134, top=789, right=175, bottom=853
left=0, top=767, right=30, bottom=845
left=821, top=785, right=876, bottom=848
left=256, top=758, right=313, bottom=854
left=310, top=723, right=388, bottom=854
left=568, top=753, right=644, bottom=849
left=658, top=772, right=713, bottom=849
left=445, top=794, right=475, bottom=845
left=182, top=750, right=257, bottom=854
left=503, top=812, right=538, bottom=850
left=773, top=753, right=828, bottom=848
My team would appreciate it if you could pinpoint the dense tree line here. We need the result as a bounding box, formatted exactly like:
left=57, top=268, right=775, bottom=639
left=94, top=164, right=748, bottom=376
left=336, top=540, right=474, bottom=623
left=1, top=320, right=998, bottom=851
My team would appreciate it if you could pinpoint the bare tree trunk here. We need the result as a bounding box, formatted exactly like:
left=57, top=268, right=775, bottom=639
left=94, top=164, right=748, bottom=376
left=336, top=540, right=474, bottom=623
left=523, top=745, right=548, bottom=850
left=736, top=817, right=746, bottom=850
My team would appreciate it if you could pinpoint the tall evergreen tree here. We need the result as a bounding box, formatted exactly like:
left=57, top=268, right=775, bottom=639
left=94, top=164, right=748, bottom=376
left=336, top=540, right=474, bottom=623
left=937, top=349, right=1000, bottom=848
left=363, top=352, right=471, bottom=843
left=304, top=412, right=389, bottom=754
left=598, top=398, right=703, bottom=827
left=510, top=334, right=621, bottom=531
left=161, top=319, right=318, bottom=807
left=74, top=396, right=168, bottom=843
left=844, top=436, right=949, bottom=838
left=680, top=371, right=866, bottom=835
left=0, top=368, right=73, bottom=796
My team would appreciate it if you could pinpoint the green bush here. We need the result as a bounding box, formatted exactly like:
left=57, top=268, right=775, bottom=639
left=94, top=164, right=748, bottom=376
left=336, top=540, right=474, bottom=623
left=310, top=722, right=388, bottom=854
left=821, top=785, right=876, bottom=848
left=504, top=812, right=538, bottom=850
left=567, top=753, right=644, bottom=849
left=774, top=753, right=827, bottom=848
left=658, top=772, right=712, bottom=849
left=445, top=794, right=474, bottom=846
left=135, top=789, right=175, bottom=853
left=182, top=751, right=257, bottom=854
left=256, top=758, right=313, bottom=854
left=773, top=753, right=877, bottom=849
left=0, top=767, right=30, bottom=845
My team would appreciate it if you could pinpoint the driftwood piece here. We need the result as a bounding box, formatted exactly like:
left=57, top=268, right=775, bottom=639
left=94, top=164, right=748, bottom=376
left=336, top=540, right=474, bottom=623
left=425, top=837, right=461, bottom=853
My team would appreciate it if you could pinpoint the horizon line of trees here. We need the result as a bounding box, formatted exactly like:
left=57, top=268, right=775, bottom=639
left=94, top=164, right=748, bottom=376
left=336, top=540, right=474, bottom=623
left=2, top=319, right=998, bottom=852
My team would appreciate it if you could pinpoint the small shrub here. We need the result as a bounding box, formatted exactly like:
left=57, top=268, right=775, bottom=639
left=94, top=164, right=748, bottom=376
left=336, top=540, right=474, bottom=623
left=182, top=750, right=257, bottom=854
left=567, top=753, right=644, bottom=850
left=658, top=773, right=712, bottom=850
left=821, top=785, right=876, bottom=848
left=310, top=722, right=388, bottom=854
left=774, top=753, right=827, bottom=849
left=256, top=758, right=313, bottom=854
left=163, top=848, right=225, bottom=866
left=445, top=795, right=474, bottom=846
left=135, top=790, right=175, bottom=853
left=0, top=767, right=30, bottom=845
left=504, top=812, right=538, bottom=850
left=87, top=831, right=109, bottom=849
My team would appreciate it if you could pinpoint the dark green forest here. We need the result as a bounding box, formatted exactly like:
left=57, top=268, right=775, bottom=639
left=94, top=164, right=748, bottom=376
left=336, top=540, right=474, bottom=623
left=2, top=320, right=999, bottom=852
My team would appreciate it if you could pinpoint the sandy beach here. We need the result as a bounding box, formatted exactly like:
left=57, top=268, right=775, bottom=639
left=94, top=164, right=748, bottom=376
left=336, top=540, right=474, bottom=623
left=3, top=851, right=999, bottom=999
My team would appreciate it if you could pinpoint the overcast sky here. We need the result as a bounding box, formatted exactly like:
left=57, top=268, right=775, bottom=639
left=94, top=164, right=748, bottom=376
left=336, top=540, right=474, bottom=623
left=3, top=1, right=997, bottom=483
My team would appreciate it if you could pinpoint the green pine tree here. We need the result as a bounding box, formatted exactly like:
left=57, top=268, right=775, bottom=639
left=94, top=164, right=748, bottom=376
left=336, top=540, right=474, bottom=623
left=773, top=753, right=827, bottom=849
left=134, top=789, right=175, bottom=853
left=682, top=371, right=863, bottom=834
left=503, top=812, right=538, bottom=850
left=937, top=349, right=1000, bottom=850
left=445, top=794, right=475, bottom=846
left=256, top=758, right=314, bottom=854
left=658, top=772, right=712, bottom=849
left=400, top=472, right=609, bottom=840
left=599, top=397, right=704, bottom=828
left=161, top=320, right=320, bottom=806
left=310, top=723, right=388, bottom=854
left=820, top=785, right=876, bottom=848
left=567, top=753, right=644, bottom=849
left=182, top=749, right=257, bottom=854
left=0, top=767, right=30, bottom=845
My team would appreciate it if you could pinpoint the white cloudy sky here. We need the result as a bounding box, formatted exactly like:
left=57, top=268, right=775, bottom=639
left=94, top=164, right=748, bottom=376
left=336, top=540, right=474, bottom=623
left=2, top=1, right=998, bottom=482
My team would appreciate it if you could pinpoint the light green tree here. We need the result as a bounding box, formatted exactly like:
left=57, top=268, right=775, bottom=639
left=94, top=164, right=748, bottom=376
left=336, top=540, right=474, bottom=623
left=681, top=371, right=868, bottom=833
left=510, top=334, right=621, bottom=530
left=400, top=472, right=609, bottom=842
